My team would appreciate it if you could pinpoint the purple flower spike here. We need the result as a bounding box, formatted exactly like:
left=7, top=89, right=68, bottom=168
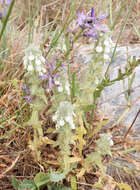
left=0, top=0, right=4, bottom=4
left=5, top=0, right=11, bottom=6
left=23, top=85, right=32, bottom=103
left=83, top=28, right=98, bottom=38
left=0, top=12, right=2, bottom=19
left=74, top=12, right=91, bottom=31
left=73, top=7, right=108, bottom=38
left=23, top=85, right=30, bottom=95
left=97, top=11, right=108, bottom=21
left=91, top=7, right=95, bottom=17
left=0, top=0, right=11, bottom=19
left=39, top=60, right=59, bottom=89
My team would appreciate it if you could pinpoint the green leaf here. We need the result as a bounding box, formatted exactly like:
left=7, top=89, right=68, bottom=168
left=85, top=152, right=105, bottom=174
left=74, top=114, right=86, bottom=156
left=12, top=177, right=19, bottom=189
left=96, top=135, right=112, bottom=156
left=71, top=176, right=77, bottom=190
left=93, top=178, right=103, bottom=188
left=34, top=172, right=50, bottom=188
left=92, top=120, right=109, bottom=136
left=18, top=179, right=37, bottom=190
left=48, top=184, right=72, bottom=190
left=50, top=170, right=66, bottom=182
left=128, top=72, right=135, bottom=89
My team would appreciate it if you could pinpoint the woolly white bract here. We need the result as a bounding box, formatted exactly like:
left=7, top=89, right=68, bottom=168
left=52, top=101, right=76, bottom=130
left=23, top=44, right=46, bottom=76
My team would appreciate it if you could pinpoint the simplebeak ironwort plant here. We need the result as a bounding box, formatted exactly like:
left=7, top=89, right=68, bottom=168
left=10, top=1, right=139, bottom=189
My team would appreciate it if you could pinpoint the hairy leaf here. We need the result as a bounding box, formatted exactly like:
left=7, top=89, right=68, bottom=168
left=12, top=177, right=19, bottom=189
left=96, top=135, right=112, bottom=156
left=71, top=176, right=77, bottom=190
left=50, top=170, right=67, bottom=182
left=34, top=172, right=50, bottom=188
left=18, top=179, right=37, bottom=190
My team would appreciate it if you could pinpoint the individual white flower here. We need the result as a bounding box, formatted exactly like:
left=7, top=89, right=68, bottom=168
left=58, top=86, right=63, bottom=92
left=41, top=67, right=46, bottom=73
left=59, top=119, right=65, bottom=126
left=52, top=114, right=57, bottom=121
left=40, top=56, right=46, bottom=63
left=28, top=54, right=35, bottom=61
left=55, top=80, right=60, bottom=85
left=104, top=47, right=110, bottom=54
left=100, top=134, right=114, bottom=146
left=65, top=115, right=73, bottom=123
left=96, top=46, right=103, bottom=53
left=23, top=43, right=46, bottom=76
left=104, top=40, right=110, bottom=47
left=65, top=116, right=75, bottom=129
left=54, top=101, right=76, bottom=130
left=36, top=65, right=42, bottom=72
left=36, top=59, right=42, bottom=65
left=27, top=64, right=34, bottom=71
left=104, top=54, right=110, bottom=60
left=70, top=122, right=75, bottom=129
left=23, top=58, right=28, bottom=68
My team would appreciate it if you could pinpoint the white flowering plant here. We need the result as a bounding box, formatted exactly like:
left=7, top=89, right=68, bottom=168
left=1, top=1, right=138, bottom=190
left=21, top=3, right=139, bottom=182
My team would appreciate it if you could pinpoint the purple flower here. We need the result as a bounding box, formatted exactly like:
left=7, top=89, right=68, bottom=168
left=0, top=0, right=11, bottom=6
left=23, top=85, right=32, bottom=103
left=5, top=0, right=11, bottom=6
left=0, top=12, right=2, bottom=19
left=39, top=60, right=59, bottom=89
left=73, top=7, right=108, bottom=38
left=0, top=0, right=4, bottom=4
left=74, top=12, right=92, bottom=30
left=0, top=0, right=11, bottom=19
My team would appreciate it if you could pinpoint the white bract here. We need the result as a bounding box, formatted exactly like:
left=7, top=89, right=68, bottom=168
left=104, top=47, right=110, bottom=54
left=52, top=101, right=76, bottom=130
left=55, top=80, right=60, bottom=85
left=65, top=81, right=70, bottom=95
left=56, top=78, right=71, bottom=96
left=23, top=44, right=46, bottom=76
left=104, top=54, right=110, bottom=60
left=96, top=46, right=103, bottom=53
left=58, top=86, right=63, bottom=92
left=100, top=133, right=114, bottom=146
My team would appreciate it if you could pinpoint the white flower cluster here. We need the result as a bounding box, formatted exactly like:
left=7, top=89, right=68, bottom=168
left=55, top=79, right=70, bottom=95
left=100, top=133, right=114, bottom=146
left=52, top=101, right=76, bottom=130
left=23, top=44, right=46, bottom=76
left=95, top=37, right=114, bottom=61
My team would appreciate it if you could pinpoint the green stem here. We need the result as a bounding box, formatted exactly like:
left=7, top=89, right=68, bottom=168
left=0, top=0, right=15, bottom=42
left=105, top=0, right=135, bottom=77
left=120, top=146, right=140, bottom=155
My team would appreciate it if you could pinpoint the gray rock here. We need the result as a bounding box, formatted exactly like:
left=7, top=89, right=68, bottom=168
left=97, top=45, right=140, bottom=131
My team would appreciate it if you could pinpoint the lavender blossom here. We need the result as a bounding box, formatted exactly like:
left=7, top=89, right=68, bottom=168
left=23, top=85, right=32, bottom=103
left=5, top=0, right=11, bottom=6
left=39, top=60, right=59, bottom=89
left=0, top=0, right=11, bottom=19
left=0, top=0, right=11, bottom=6
left=74, top=7, right=108, bottom=38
